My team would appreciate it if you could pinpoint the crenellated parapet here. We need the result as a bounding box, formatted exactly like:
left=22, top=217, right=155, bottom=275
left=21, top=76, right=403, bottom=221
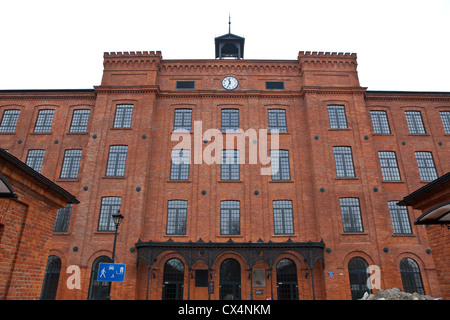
left=101, top=51, right=162, bottom=86
left=298, top=51, right=357, bottom=70
left=298, top=51, right=360, bottom=87
left=103, top=51, right=162, bottom=70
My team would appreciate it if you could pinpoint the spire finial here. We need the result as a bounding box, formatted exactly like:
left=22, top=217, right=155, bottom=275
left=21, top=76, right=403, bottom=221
left=228, top=14, right=231, bottom=34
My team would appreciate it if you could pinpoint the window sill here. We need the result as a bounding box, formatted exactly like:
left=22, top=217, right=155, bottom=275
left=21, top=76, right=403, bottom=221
left=381, top=180, right=404, bottom=183
left=102, top=176, right=127, bottom=179
left=30, top=132, right=52, bottom=135
left=272, top=234, right=297, bottom=237
left=407, top=134, right=429, bottom=136
left=218, top=180, right=242, bottom=183
left=66, top=132, right=89, bottom=135
left=392, top=233, right=416, bottom=237
left=167, top=180, right=192, bottom=183
left=0, top=132, right=16, bottom=135
left=217, top=235, right=243, bottom=238
left=328, top=128, right=351, bottom=131
left=372, top=133, right=394, bottom=136
left=269, top=180, right=294, bottom=183
left=53, top=232, right=70, bottom=236
left=341, top=232, right=367, bottom=236
left=335, top=177, right=358, bottom=180
left=164, top=234, right=187, bottom=238
left=56, top=178, right=80, bottom=182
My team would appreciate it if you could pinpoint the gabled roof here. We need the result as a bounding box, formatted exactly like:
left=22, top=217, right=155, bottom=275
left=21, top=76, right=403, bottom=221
left=0, top=148, right=79, bottom=204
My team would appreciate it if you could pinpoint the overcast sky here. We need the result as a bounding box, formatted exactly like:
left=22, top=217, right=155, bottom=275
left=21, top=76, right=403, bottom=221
left=0, top=0, right=449, bottom=91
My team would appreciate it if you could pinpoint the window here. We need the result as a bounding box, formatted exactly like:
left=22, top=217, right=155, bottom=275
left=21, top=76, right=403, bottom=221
left=333, top=146, right=355, bottom=178
left=220, top=200, right=240, bottom=235
left=271, top=150, right=291, bottom=181
left=268, top=109, right=287, bottom=133
left=166, top=200, right=187, bottom=235
left=221, top=109, right=239, bottom=132
left=440, top=111, right=450, bottom=134
left=60, top=149, right=82, bottom=179
left=348, top=257, right=371, bottom=300
left=106, top=145, right=128, bottom=177
left=34, top=109, right=55, bottom=133
left=221, top=150, right=239, bottom=181
left=340, top=198, right=363, bottom=233
left=415, top=151, right=438, bottom=181
left=69, top=109, right=90, bottom=132
left=26, top=149, right=45, bottom=173
left=173, top=109, right=192, bottom=132
left=265, top=81, right=285, bottom=90
left=176, top=81, right=195, bottom=89
left=273, top=200, right=294, bottom=235
left=400, top=258, right=425, bottom=295
left=405, top=111, right=426, bottom=134
left=170, top=149, right=190, bottom=180
left=54, top=204, right=72, bottom=232
left=97, top=197, right=121, bottom=232
left=370, top=110, right=390, bottom=134
left=113, top=104, right=133, bottom=128
left=327, top=105, right=348, bottom=129
left=40, top=256, right=61, bottom=300
left=378, top=151, right=401, bottom=181
left=388, top=201, right=412, bottom=234
left=0, top=109, right=20, bottom=133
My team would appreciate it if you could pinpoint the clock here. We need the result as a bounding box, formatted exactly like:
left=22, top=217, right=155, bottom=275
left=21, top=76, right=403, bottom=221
left=222, top=76, right=239, bottom=90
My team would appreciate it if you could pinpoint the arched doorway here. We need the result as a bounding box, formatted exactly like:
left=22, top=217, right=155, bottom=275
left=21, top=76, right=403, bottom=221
left=87, top=255, right=112, bottom=300
left=162, top=258, right=185, bottom=300
left=400, top=257, right=425, bottom=295
left=276, top=258, right=299, bottom=300
left=40, top=255, right=61, bottom=300
left=219, top=258, right=241, bottom=300
left=348, top=257, right=371, bottom=300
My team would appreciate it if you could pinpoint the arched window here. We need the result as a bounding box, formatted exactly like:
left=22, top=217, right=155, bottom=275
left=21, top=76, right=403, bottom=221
left=400, top=258, right=425, bottom=295
left=40, top=255, right=61, bottom=300
left=162, top=258, right=185, bottom=300
left=348, top=257, right=371, bottom=300
left=87, top=256, right=112, bottom=300
left=276, top=258, right=298, bottom=300
left=220, top=258, right=241, bottom=300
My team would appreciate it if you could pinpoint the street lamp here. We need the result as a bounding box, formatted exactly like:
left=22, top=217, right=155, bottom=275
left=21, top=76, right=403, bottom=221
left=111, top=210, right=124, bottom=263
left=0, top=173, right=18, bottom=198
left=106, top=210, right=124, bottom=300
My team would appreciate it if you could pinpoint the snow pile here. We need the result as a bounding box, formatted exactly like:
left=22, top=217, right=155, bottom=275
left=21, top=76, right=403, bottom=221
left=360, top=287, right=437, bottom=300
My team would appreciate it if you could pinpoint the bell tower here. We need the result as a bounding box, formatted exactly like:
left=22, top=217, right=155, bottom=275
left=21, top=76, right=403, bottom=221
left=215, top=16, right=245, bottom=59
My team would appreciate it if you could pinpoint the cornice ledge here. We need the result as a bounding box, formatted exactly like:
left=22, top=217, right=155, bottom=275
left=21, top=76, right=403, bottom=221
left=94, top=85, right=160, bottom=95
left=300, top=86, right=367, bottom=95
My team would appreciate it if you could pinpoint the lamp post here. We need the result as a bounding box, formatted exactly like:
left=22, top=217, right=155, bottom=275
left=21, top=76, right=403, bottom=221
left=106, top=210, right=124, bottom=300
left=111, top=210, right=124, bottom=263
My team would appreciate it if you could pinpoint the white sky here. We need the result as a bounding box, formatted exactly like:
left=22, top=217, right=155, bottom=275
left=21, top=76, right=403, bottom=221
left=0, top=0, right=449, bottom=91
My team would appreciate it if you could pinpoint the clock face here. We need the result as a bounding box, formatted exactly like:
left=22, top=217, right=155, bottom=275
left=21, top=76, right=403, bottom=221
left=222, top=76, right=239, bottom=90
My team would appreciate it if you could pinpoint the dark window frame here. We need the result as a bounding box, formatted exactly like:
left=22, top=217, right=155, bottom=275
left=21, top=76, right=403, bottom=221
left=221, top=149, right=240, bottom=181
left=327, top=105, right=348, bottom=129
left=113, top=104, right=134, bottom=128
left=333, top=146, right=356, bottom=178
left=268, top=109, right=287, bottom=133
left=0, top=109, right=20, bottom=133
left=340, top=197, right=364, bottom=233
left=105, top=145, right=128, bottom=177
left=97, top=197, right=121, bottom=232
left=370, top=110, right=391, bottom=134
left=69, top=109, right=91, bottom=133
left=166, top=200, right=187, bottom=235
left=34, top=109, right=55, bottom=133
left=220, top=200, right=240, bottom=235
left=273, top=200, right=294, bottom=235
left=60, top=149, right=82, bottom=179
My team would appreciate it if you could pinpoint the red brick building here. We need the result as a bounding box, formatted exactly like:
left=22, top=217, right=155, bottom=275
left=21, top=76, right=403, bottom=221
left=398, top=172, right=450, bottom=300
left=0, top=33, right=449, bottom=300
left=0, top=149, right=78, bottom=300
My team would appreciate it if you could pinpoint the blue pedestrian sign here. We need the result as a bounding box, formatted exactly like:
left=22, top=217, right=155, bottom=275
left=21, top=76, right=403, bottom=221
left=97, top=263, right=126, bottom=282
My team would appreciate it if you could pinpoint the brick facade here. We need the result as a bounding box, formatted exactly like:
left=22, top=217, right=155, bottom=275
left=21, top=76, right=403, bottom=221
left=0, top=150, right=77, bottom=299
left=0, top=48, right=449, bottom=300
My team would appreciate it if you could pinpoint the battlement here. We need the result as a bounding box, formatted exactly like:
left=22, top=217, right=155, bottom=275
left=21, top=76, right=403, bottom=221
left=298, top=51, right=357, bottom=58
left=104, top=51, right=162, bottom=58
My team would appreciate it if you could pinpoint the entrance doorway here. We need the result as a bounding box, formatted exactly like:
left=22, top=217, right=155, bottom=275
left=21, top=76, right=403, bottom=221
left=276, top=258, right=299, bottom=300
left=219, top=258, right=241, bottom=300
left=162, top=258, right=184, bottom=300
